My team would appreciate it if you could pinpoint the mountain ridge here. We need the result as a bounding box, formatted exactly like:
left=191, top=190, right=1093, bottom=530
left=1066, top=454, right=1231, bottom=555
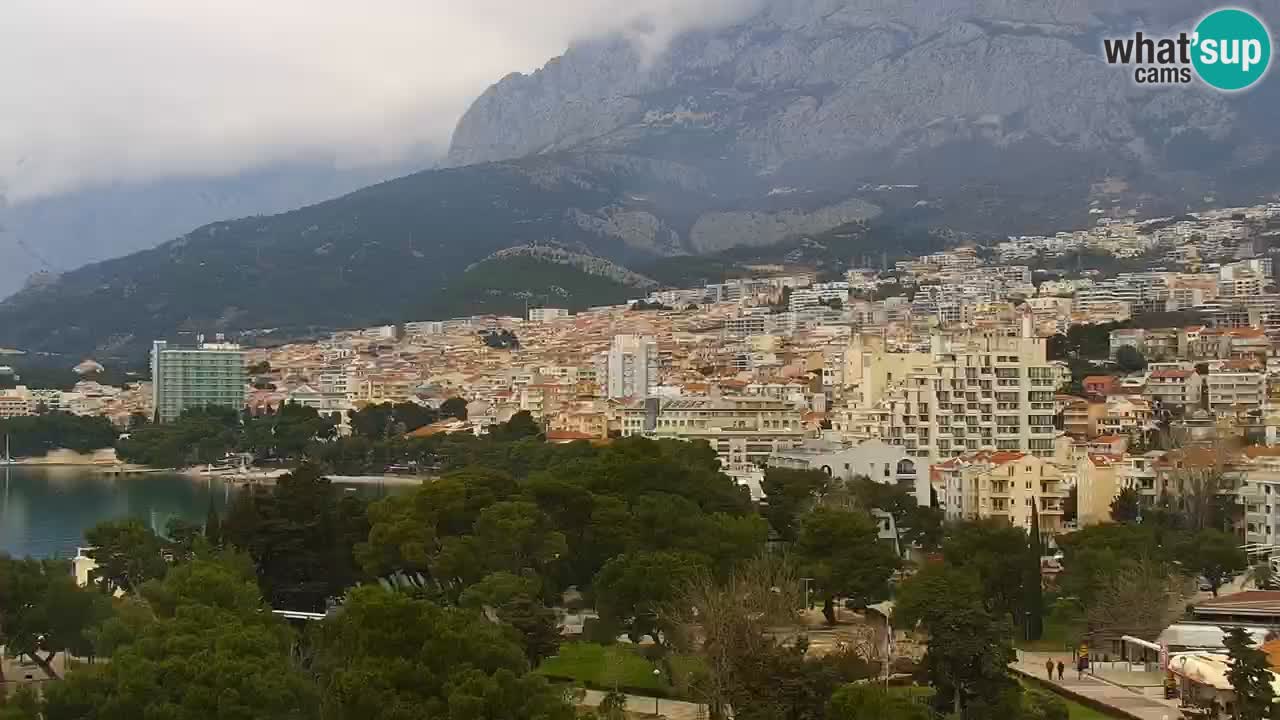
left=5, top=0, right=1280, bottom=356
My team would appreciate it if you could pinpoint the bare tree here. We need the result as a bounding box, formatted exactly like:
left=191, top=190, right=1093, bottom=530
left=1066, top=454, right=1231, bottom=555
left=664, top=554, right=803, bottom=719
left=1086, top=555, right=1190, bottom=646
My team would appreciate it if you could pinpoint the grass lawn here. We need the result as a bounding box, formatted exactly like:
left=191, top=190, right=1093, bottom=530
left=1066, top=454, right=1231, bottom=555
left=1019, top=680, right=1118, bottom=720
left=1016, top=613, right=1084, bottom=653
left=536, top=642, right=702, bottom=695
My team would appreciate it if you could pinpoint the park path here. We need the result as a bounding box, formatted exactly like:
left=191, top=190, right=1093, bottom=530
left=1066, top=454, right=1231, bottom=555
left=579, top=689, right=704, bottom=720
left=1012, top=651, right=1181, bottom=720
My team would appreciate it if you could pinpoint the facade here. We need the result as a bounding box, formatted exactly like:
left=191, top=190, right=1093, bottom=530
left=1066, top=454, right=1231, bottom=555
left=285, top=384, right=351, bottom=415
left=768, top=438, right=930, bottom=506
left=1241, top=458, right=1280, bottom=546
left=1061, top=396, right=1105, bottom=438
left=1143, top=369, right=1204, bottom=412
left=151, top=340, right=247, bottom=423
left=836, top=327, right=1060, bottom=462
left=1076, top=453, right=1120, bottom=526
left=0, top=388, right=32, bottom=419
left=597, top=335, right=658, bottom=400
left=1082, top=376, right=1119, bottom=397
left=1097, top=396, right=1154, bottom=438
left=528, top=308, right=569, bottom=322
left=933, top=451, right=1068, bottom=532
left=620, top=394, right=805, bottom=469
left=1207, top=364, right=1267, bottom=417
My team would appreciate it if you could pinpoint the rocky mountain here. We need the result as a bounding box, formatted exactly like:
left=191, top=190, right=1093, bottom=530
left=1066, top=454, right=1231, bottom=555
left=5, top=0, right=1280, bottom=357
left=452, top=0, right=1280, bottom=218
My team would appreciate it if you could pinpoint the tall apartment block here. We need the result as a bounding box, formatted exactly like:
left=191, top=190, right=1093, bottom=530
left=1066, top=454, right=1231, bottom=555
left=151, top=339, right=248, bottom=422
left=835, top=317, right=1060, bottom=462
left=595, top=334, right=658, bottom=400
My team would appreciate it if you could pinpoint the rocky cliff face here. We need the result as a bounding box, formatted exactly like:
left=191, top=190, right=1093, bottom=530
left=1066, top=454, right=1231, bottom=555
left=448, top=0, right=1278, bottom=213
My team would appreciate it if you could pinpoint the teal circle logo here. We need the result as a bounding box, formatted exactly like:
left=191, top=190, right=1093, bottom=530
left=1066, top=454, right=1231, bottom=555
left=1192, top=8, right=1271, bottom=91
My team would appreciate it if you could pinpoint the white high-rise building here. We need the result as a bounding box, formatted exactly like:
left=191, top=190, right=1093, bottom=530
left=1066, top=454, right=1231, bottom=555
left=833, top=318, right=1061, bottom=463
left=596, top=334, right=658, bottom=399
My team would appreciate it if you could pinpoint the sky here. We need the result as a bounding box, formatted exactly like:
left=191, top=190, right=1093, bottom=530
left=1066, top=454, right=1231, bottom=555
left=0, top=0, right=760, bottom=205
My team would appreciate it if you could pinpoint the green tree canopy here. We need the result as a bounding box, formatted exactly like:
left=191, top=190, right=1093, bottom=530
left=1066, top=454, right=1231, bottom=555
left=1175, top=529, right=1248, bottom=597
left=593, top=551, right=706, bottom=644
left=795, top=507, right=900, bottom=616
left=84, top=519, right=168, bottom=595
left=827, top=685, right=932, bottom=720
left=440, top=396, right=468, bottom=420
left=760, top=468, right=830, bottom=541
left=0, top=554, right=113, bottom=681
left=1110, top=487, right=1142, bottom=523
left=893, top=561, right=1017, bottom=715
left=42, top=556, right=318, bottom=720
left=311, top=586, right=573, bottom=720
left=1115, top=345, right=1147, bottom=374
left=222, top=465, right=369, bottom=609
left=941, top=519, right=1031, bottom=620
left=1225, top=626, right=1277, bottom=720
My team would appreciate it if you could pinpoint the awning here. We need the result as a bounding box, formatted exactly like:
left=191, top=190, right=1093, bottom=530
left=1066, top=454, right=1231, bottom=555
left=1122, top=635, right=1162, bottom=652
left=1169, top=653, right=1280, bottom=694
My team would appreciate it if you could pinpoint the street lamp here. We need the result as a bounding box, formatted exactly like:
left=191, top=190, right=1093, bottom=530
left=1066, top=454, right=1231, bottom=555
left=652, top=668, right=661, bottom=716
left=801, top=577, right=814, bottom=610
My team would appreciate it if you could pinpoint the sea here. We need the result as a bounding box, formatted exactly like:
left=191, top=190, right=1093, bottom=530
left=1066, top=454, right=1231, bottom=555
left=0, top=466, right=403, bottom=559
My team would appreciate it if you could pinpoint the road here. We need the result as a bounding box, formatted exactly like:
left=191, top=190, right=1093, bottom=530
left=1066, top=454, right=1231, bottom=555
left=578, top=689, right=705, bottom=720
left=1013, top=652, right=1180, bottom=720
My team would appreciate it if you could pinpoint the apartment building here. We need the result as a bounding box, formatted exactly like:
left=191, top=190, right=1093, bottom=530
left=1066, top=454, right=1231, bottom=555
left=933, top=451, right=1068, bottom=532
left=150, top=340, right=247, bottom=423
left=0, top=387, right=32, bottom=419
left=1061, top=396, right=1105, bottom=437
left=1240, top=456, right=1280, bottom=546
left=1076, top=453, right=1120, bottom=526
left=768, top=438, right=930, bottom=506
left=1142, top=369, right=1204, bottom=412
left=596, top=335, right=659, bottom=400
left=1207, top=362, right=1267, bottom=417
left=837, top=322, right=1059, bottom=463
left=620, top=394, right=806, bottom=468
left=1097, top=396, right=1153, bottom=438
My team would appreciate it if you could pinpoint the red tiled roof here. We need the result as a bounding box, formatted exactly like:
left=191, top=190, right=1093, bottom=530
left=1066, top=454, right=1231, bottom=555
left=1087, top=453, right=1120, bottom=467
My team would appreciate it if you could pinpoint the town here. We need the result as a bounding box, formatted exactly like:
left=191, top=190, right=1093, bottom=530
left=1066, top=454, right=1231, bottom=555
left=3, top=201, right=1280, bottom=720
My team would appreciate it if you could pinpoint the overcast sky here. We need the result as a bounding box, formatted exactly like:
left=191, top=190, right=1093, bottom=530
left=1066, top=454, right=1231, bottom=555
left=0, top=0, right=759, bottom=205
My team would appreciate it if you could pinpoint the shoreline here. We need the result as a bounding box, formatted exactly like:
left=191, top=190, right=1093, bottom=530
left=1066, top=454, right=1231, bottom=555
left=7, top=461, right=428, bottom=485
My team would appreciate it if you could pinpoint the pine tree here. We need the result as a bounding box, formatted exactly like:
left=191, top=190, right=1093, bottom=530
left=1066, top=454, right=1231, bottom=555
left=1024, top=501, right=1044, bottom=642
left=1225, top=627, right=1276, bottom=720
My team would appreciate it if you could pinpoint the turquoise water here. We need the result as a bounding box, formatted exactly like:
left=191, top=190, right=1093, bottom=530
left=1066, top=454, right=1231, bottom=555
left=0, top=467, right=398, bottom=559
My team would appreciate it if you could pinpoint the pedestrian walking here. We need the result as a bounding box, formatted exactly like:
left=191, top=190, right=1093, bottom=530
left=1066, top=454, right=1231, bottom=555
left=1077, top=656, right=1087, bottom=680
left=1057, top=661, right=1065, bottom=681
left=1045, top=658, right=1054, bottom=679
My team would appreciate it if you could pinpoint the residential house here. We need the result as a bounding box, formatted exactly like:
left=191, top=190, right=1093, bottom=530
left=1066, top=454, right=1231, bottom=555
left=1143, top=369, right=1204, bottom=414
left=1082, top=375, right=1119, bottom=398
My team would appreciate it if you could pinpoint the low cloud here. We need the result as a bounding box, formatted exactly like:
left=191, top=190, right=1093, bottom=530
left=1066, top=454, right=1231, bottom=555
left=0, top=0, right=760, bottom=203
